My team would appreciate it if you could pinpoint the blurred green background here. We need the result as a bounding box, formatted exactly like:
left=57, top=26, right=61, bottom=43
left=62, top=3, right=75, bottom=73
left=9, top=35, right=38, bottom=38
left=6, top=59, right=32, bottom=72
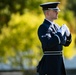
left=0, top=0, right=76, bottom=70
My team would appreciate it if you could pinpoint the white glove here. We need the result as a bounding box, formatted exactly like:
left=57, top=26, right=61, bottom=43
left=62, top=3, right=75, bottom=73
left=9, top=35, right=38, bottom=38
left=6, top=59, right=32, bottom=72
left=63, top=24, right=70, bottom=36
left=57, top=25, right=66, bottom=36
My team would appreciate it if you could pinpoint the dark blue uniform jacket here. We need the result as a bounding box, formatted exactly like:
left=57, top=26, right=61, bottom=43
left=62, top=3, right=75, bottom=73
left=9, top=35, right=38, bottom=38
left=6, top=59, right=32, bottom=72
left=37, top=19, right=72, bottom=75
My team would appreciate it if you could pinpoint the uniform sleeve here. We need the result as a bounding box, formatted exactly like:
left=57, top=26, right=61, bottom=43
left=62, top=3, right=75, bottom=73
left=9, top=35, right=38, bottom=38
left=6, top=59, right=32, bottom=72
left=38, top=25, right=66, bottom=49
left=64, top=34, right=72, bottom=46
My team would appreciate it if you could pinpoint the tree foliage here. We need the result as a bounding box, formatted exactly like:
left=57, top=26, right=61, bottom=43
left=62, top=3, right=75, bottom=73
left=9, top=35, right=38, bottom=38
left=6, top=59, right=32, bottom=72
left=0, top=0, right=42, bottom=31
left=66, top=0, right=76, bottom=16
left=0, top=12, right=44, bottom=69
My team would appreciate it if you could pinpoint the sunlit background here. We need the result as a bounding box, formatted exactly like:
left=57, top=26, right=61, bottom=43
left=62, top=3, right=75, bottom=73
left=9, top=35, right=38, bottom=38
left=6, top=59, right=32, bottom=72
left=0, top=0, right=76, bottom=75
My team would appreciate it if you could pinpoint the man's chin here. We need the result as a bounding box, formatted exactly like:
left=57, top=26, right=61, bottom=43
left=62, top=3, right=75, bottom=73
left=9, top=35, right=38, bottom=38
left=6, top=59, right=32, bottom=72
left=54, top=17, right=58, bottom=20
left=55, top=16, right=58, bottom=19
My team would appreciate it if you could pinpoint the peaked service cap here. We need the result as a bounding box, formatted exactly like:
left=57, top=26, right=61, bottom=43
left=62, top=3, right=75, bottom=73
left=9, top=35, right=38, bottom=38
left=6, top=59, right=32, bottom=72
left=40, top=2, right=60, bottom=11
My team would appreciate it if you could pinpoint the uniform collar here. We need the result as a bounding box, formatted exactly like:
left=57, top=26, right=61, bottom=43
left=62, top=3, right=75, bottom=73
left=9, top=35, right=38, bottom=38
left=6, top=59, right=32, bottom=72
left=45, top=19, right=54, bottom=25
left=43, top=19, right=51, bottom=25
left=43, top=19, right=55, bottom=27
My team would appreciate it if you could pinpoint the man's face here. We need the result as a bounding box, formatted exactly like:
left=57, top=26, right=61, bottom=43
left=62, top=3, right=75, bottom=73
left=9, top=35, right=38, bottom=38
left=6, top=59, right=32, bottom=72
left=48, top=9, right=59, bottom=20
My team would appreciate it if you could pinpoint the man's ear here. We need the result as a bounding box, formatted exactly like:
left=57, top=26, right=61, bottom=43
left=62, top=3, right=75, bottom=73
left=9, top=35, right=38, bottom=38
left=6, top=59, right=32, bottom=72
left=46, top=10, right=50, bottom=16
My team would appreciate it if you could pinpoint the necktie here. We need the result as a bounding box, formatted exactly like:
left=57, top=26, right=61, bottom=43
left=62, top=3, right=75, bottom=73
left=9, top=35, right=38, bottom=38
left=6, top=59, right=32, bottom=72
left=51, top=24, right=57, bottom=32
left=53, top=24, right=58, bottom=31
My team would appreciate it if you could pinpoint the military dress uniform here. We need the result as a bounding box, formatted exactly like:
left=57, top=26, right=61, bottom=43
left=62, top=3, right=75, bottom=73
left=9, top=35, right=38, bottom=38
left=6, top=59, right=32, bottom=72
left=37, top=19, right=72, bottom=75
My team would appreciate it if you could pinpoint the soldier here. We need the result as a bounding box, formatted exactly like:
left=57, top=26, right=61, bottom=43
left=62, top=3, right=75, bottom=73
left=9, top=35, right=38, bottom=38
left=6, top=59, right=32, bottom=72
left=37, top=2, right=72, bottom=75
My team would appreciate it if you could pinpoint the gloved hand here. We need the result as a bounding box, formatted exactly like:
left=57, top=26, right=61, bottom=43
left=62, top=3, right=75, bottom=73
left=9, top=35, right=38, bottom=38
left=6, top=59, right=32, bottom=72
left=57, top=25, right=66, bottom=36
left=63, top=24, right=70, bottom=36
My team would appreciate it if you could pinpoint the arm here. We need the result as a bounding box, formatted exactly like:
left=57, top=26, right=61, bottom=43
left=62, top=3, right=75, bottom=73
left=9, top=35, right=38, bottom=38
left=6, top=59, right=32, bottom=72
left=38, top=25, right=66, bottom=49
